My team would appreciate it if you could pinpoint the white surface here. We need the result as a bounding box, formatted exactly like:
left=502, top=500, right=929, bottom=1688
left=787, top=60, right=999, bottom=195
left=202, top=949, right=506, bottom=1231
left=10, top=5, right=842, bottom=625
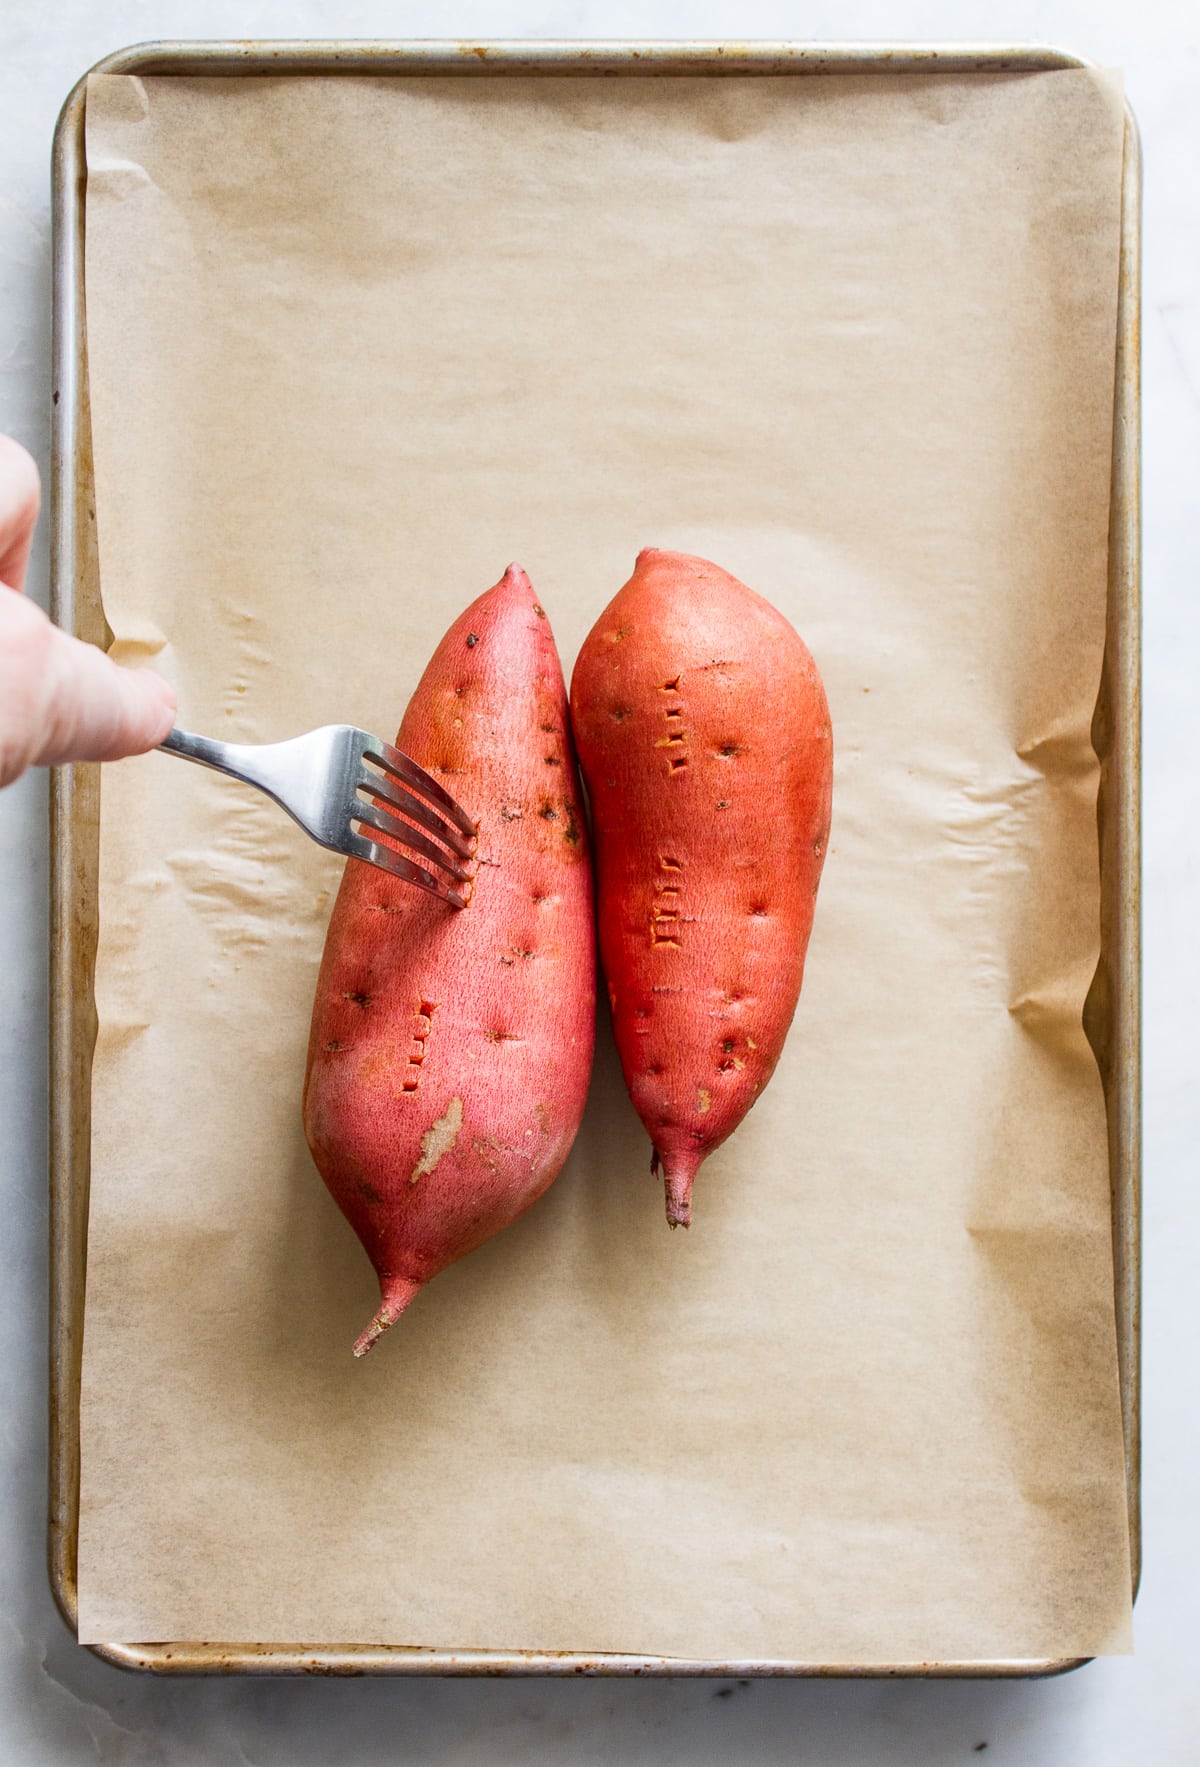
left=0, top=1, right=1195, bottom=1760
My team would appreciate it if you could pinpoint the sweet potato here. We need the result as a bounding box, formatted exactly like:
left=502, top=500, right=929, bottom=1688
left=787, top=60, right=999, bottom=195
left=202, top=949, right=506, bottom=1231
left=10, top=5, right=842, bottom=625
left=569, top=548, right=832, bottom=1228
left=303, top=566, right=595, bottom=1353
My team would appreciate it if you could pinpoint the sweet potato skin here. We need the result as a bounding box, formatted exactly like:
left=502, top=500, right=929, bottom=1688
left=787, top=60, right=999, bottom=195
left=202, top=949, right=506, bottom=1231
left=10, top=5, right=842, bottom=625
left=569, top=548, right=832, bottom=1226
left=303, top=567, right=594, bottom=1352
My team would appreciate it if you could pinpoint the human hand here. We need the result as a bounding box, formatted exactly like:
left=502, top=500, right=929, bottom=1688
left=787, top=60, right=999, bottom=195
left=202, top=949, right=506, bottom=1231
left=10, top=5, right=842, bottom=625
left=0, top=434, right=176, bottom=790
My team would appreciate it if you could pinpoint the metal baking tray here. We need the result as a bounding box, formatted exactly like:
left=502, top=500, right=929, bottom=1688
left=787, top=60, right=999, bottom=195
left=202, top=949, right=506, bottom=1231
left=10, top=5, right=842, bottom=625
left=49, top=39, right=1141, bottom=1677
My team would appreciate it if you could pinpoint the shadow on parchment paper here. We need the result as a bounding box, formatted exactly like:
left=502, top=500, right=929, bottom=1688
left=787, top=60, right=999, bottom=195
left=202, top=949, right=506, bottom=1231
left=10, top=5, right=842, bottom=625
left=213, top=991, right=725, bottom=1607
left=245, top=1000, right=660, bottom=1462
left=569, top=1000, right=688, bottom=1304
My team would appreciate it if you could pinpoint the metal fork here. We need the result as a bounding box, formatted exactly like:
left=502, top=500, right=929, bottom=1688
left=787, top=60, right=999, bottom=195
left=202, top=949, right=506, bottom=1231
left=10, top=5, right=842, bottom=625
left=158, top=726, right=476, bottom=908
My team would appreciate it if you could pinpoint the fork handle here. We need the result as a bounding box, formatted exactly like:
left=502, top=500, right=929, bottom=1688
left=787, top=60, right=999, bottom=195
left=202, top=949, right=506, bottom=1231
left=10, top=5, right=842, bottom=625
left=159, top=726, right=245, bottom=779
left=158, top=726, right=285, bottom=801
left=157, top=724, right=340, bottom=839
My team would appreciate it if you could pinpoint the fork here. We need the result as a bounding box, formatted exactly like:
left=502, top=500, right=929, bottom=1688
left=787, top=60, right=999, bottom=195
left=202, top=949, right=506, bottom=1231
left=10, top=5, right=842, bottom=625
left=158, top=726, right=476, bottom=908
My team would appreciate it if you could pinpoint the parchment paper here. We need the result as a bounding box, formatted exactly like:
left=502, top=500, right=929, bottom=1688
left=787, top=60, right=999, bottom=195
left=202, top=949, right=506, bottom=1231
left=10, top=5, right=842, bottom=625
left=78, top=67, right=1133, bottom=1659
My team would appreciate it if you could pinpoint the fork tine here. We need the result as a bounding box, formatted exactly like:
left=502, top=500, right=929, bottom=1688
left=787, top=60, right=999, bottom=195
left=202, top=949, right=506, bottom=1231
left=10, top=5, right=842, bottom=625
left=344, top=829, right=469, bottom=909
left=359, top=764, right=475, bottom=861
left=351, top=800, right=474, bottom=883
left=366, top=741, right=478, bottom=841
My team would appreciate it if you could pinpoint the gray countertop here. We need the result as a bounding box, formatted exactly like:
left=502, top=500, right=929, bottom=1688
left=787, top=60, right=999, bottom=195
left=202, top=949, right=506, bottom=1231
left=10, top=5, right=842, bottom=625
left=2, top=1, right=1196, bottom=1761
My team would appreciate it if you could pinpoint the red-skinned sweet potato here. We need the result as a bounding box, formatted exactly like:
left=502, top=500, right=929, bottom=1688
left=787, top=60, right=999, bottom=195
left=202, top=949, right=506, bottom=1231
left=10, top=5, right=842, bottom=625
left=570, top=548, right=832, bottom=1227
left=304, top=566, right=595, bottom=1353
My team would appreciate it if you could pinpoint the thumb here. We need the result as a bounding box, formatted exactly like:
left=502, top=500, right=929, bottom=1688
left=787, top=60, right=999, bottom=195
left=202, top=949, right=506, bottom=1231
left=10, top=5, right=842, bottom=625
left=35, top=631, right=178, bottom=767
left=0, top=589, right=176, bottom=786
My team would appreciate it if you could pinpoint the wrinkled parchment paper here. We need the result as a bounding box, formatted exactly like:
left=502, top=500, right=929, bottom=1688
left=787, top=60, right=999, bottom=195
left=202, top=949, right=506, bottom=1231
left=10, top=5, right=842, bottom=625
left=78, top=67, right=1132, bottom=1659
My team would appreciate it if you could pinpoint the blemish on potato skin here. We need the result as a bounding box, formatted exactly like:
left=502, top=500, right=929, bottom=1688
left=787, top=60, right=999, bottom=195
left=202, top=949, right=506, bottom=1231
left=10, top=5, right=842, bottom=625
left=697, top=1087, right=711, bottom=1113
left=465, top=633, right=479, bottom=648
left=410, top=1096, right=463, bottom=1183
left=473, top=1134, right=503, bottom=1171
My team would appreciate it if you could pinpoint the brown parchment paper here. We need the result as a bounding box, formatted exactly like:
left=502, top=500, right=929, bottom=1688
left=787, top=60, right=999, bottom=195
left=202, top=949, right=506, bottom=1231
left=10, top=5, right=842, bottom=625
left=78, top=67, right=1133, bottom=1659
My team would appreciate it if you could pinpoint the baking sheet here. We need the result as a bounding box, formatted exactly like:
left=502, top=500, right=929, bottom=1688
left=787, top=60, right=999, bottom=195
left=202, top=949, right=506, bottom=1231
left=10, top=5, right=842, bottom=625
left=77, top=66, right=1133, bottom=1660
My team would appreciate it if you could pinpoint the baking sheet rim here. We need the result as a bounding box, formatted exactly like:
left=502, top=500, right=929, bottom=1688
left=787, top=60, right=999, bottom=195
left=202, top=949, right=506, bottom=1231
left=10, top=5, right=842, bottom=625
left=47, top=36, right=1142, bottom=1678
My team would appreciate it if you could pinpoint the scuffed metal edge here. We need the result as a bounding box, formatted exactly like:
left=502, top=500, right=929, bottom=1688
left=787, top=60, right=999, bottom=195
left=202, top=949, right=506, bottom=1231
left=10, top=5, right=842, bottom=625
left=58, top=37, right=1093, bottom=77
left=48, top=69, right=91, bottom=1649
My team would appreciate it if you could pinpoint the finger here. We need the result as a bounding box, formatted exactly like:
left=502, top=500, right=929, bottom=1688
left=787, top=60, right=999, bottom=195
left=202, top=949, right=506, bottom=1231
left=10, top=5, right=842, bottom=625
left=37, top=639, right=177, bottom=767
left=0, top=435, right=41, bottom=591
left=0, top=590, right=176, bottom=786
